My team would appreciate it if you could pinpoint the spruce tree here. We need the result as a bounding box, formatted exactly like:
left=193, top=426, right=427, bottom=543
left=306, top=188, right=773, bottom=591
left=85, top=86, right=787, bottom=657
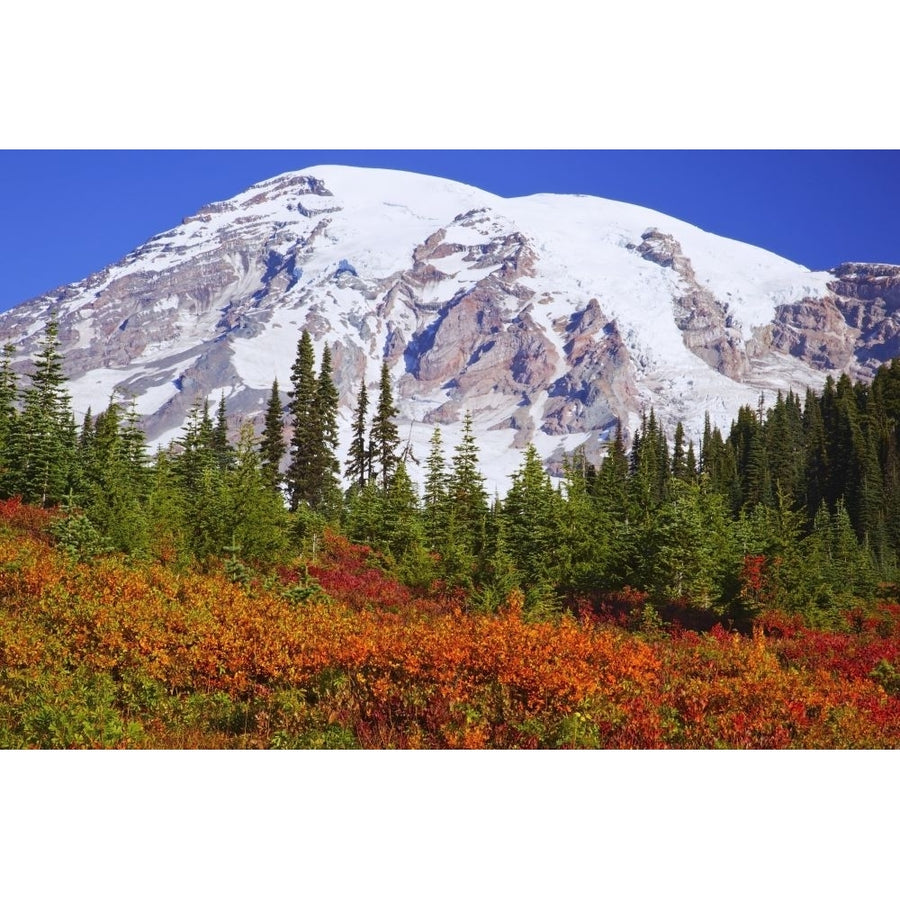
left=369, top=361, right=400, bottom=490
left=80, top=397, right=150, bottom=554
left=0, top=345, right=19, bottom=497
left=312, top=344, right=341, bottom=515
left=259, top=379, right=286, bottom=492
left=502, top=445, right=563, bottom=615
left=286, top=330, right=318, bottom=511
left=446, top=411, right=488, bottom=562
left=212, top=393, right=234, bottom=472
left=345, top=381, right=369, bottom=492
left=222, top=423, right=290, bottom=567
left=422, top=426, right=449, bottom=551
left=13, top=314, right=76, bottom=506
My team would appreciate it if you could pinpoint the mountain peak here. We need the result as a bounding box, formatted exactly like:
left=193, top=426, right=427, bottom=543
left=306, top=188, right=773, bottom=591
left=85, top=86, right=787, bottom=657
left=0, top=164, right=897, bottom=492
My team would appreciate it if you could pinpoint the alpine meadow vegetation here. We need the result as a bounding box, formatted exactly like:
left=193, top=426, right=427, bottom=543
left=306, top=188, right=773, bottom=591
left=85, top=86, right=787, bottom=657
left=2, top=320, right=900, bottom=748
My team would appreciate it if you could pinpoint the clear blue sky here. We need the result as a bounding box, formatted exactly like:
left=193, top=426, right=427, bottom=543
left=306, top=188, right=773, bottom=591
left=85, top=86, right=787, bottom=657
left=1, top=149, right=898, bottom=313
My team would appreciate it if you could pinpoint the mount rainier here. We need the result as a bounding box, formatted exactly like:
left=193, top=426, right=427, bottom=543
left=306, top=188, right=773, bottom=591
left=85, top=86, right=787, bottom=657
left=1, top=164, right=898, bottom=492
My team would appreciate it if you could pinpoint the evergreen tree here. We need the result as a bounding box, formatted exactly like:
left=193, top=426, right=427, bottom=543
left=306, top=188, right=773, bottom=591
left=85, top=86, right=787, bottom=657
left=560, top=449, right=618, bottom=594
left=13, top=314, right=76, bottom=506
left=639, top=479, right=735, bottom=610
left=222, top=424, right=290, bottom=567
left=629, top=409, right=669, bottom=518
left=502, top=445, right=563, bottom=616
left=369, top=361, right=400, bottom=490
left=422, top=426, right=449, bottom=552
left=345, top=381, right=369, bottom=492
left=175, top=399, right=217, bottom=496
left=447, top=411, right=488, bottom=540
left=593, top=421, right=629, bottom=519
left=212, top=393, right=234, bottom=472
left=312, top=344, right=341, bottom=516
left=259, top=379, right=286, bottom=492
left=286, top=330, right=318, bottom=511
left=145, top=449, right=190, bottom=566
left=671, top=421, right=687, bottom=480
left=79, top=397, right=150, bottom=554
left=0, top=345, right=19, bottom=496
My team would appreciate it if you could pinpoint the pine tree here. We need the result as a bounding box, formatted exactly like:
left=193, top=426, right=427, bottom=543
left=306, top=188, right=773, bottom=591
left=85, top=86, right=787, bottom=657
left=286, top=330, right=319, bottom=511
left=79, top=397, right=150, bottom=554
left=345, top=381, right=369, bottom=492
left=13, top=314, right=76, bottom=506
left=0, top=344, right=19, bottom=497
left=175, top=399, right=217, bottom=496
left=212, top=393, right=234, bottom=471
left=560, top=449, right=618, bottom=594
left=422, top=426, right=449, bottom=551
left=259, top=379, right=286, bottom=492
left=312, top=344, right=341, bottom=516
left=502, top=445, right=563, bottom=615
left=671, top=421, right=687, bottom=479
left=448, top=411, right=488, bottom=534
left=222, top=424, right=290, bottom=567
left=369, top=361, right=400, bottom=490
left=593, top=421, right=629, bottom=519
left=640, top=479, right=735, bottom=610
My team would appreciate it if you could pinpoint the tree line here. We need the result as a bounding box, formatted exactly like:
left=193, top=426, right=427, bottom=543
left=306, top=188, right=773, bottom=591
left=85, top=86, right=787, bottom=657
left=4, top=316, right=900, bottom=627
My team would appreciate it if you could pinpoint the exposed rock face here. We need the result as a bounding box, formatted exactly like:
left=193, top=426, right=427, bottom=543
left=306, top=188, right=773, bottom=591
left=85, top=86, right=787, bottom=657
left=830, top=263, right=900, bottom=376
left=634, top=229, right=749, bottom=378
left=0, top=164, right=897, bottom=489
left=767, top=294, right=859, bottom=371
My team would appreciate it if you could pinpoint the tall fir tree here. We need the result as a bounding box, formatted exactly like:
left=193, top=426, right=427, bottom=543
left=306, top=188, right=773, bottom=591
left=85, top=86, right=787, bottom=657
left=259, top=379, right=286, bottom=492
left=13, top=314, right=76, bottom=506
left=286, top=330, right=319, bottom=511
left=0, top=344, right=19, bottom=497
left=212, top=393, right=234, bottom=472
left=312, top=344, right=342, bottom=515
left=369, top=361, right=400, bottom=490
left=345, top=380, right=369, bottom=492
left=422, top=426, right=449, bottom=552
left=446, top=411, right=488, bottom=556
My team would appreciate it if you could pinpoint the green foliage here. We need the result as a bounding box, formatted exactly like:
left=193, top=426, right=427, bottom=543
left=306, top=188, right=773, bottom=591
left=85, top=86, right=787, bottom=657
left=369, top=361, right=400, bottom=490
left=50, top=507, right=114, bottom=562
left=286, top=330, right=319, bottom=511
left=259, top=379, right=286, bottom=491
left=344, top=381, right=369, bottom=492
left=11, top=316, right=77, bottom=506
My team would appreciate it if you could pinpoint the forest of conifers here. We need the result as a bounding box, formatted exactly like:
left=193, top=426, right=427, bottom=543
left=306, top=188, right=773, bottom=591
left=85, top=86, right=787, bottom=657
left=2, top=317, right=900, bottom=748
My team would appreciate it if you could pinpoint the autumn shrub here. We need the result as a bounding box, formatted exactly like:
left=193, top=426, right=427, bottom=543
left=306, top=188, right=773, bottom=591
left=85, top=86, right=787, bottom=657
left=2, top=516, right=900, bottom=749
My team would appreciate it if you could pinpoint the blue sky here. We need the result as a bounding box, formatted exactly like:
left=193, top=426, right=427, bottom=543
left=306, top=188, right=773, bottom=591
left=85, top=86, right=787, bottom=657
left=1, top=149, right=898, bottom=313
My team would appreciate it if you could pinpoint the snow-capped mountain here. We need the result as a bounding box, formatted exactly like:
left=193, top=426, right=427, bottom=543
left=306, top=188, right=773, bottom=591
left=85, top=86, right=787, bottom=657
left=2, top=164, right=899, bottom=493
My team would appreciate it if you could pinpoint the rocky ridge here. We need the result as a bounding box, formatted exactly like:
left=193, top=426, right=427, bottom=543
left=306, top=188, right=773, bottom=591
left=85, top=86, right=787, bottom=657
left=1, top=165, right=898, bottom=491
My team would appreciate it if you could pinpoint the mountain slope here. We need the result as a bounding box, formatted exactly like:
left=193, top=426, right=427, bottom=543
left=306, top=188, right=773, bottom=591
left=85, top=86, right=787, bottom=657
left=2, top=164, right=898, bottom=492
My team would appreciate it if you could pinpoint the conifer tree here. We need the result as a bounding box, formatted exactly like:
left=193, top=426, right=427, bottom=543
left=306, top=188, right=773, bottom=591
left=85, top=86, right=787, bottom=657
left=222, top=423, right=290, bottom=567
left=0, top=345, right=19, bottom=497
left=286, top=330, right=318, bottom=511
left=13, top=314, right=77, bottom=506
left=502, top=445, right=563, bottom=614
left=259, top=379, right=286, bottom=492
left=345, top=381, right=369, bottom=492
left=176, top=399, right=217, bottom=496
left=369, top=361, right=400, bottom=490
left=593, top=421, right=629, bottom=519
left=671, top=421, right=687, bottom=479
left=447, top=411, right=488, bottom=538
left=80, top=397, right=150, bottom=554
left=640, top=479, right=735, bottom=609
left=312, top=344, right=341, bottom=515
left=560, top=448, right=617, bottom=594
left=422, top=426, right=449, bottom=551
left=212, top=393, right=234, bottom=471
